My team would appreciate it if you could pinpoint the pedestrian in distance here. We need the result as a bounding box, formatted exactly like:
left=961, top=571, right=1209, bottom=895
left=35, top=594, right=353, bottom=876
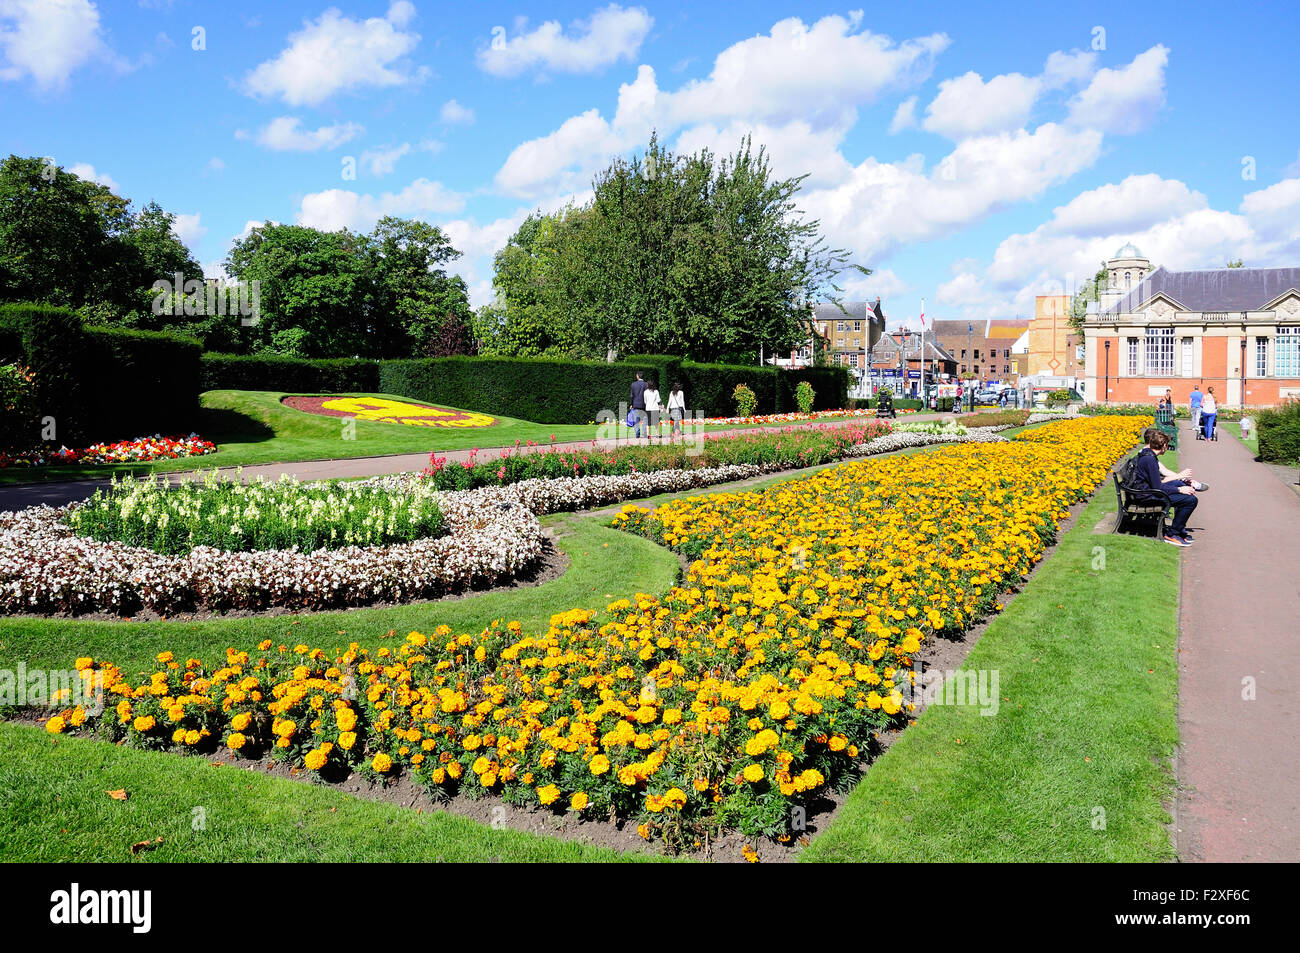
left=629, top=371, right=648, bottom=440
left=666, top=382, right=686, bottom=441
left=1201, top=386, right=1218, bottom=440
left=644, top=379, right=662, bottom=443
left=1189, top=383, right=1203, bottom=433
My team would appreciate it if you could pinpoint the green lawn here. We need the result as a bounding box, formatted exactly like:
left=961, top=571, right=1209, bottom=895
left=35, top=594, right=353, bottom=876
left=1220, top=420, right=1259, bottom=458
left=0, top=438, right=1181, bottom=862
left=0, top=722, right=654, bottom=862
left=0, top=389, right=924, bottom=486
left=0, top=391, right=600, bottom=485
left=0, top=514, right=677, bottom=678
left=802, top=458, right=1179, bottom=862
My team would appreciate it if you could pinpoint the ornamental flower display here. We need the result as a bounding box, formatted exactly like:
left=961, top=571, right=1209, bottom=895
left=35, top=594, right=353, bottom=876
left=282, top=395, right=495, bottom=428
left=45, top=416, right=1148, bottom=847
left=0, top=434, right=216, bottom=469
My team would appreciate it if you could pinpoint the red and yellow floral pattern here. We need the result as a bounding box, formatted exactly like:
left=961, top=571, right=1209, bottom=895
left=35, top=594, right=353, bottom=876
left=283, top=395, right=494, bottom=428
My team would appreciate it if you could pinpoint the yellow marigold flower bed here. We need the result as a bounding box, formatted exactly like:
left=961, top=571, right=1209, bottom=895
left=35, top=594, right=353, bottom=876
left=46, top=416, right=1145, bottom=846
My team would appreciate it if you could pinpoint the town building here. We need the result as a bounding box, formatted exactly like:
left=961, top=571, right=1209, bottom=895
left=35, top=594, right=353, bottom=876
left=811, top=300, right=884, bottom=369
left=1082, top=244, right=1300, bottom=406
left=930, top=318, right=1030, bottom=385
left=1027, top=294, right=1084, bottom=381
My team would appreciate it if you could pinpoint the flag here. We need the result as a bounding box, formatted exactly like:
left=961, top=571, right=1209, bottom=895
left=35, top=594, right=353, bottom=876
left=919, top=298, right=926, bottom=328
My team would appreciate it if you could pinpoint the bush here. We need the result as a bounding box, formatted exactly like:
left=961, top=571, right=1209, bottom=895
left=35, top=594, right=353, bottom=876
left=733, top=383, right=758, bottom=417
left=795, top=380, right=815, bottom=414
left=1256, top=400, right=1300, bottom=464
left=963, top=410, right=1031, bottom=428
left=1047, top=388, right=1072, bottom=406
left=0, top=363, right=38, bottom=451
left=19, top=304, right=92, bottom=444
left=83, top=325, right=202, bottom=439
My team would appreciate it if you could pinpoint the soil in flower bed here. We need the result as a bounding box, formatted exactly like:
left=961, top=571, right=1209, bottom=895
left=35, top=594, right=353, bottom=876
left=283, top=395, right=495, bottom=428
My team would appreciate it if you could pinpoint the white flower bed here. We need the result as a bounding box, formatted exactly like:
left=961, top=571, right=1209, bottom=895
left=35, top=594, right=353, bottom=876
left=0, top=464, right=773, bottom=616
left=1026, top=411, right=1083, bottom=425
left=845, top=428, right=1008, bottom=457
left=0, top=491, right=542, bottom=616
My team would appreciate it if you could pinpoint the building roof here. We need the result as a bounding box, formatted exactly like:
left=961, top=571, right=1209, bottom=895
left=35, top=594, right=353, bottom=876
left=813, top=300, right=876, bottom=323
left=1114, top=242, right=1145, bottom=260
left=1104, top=265, right=1300, bottom=315
left=928, top=318, right=1030, bottom=337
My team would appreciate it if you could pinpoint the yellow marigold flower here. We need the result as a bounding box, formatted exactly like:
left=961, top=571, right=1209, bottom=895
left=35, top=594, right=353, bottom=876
left=231, top=711, right=252, bottom=732
left=184, top=729, right=201, bottom=745
left=305, top=749, right=328, bottom=770
left=662, top=708, right=682, bottom=725
left=45, top=716, right=65, bottom=734
left=537, top=784, right=561, bottom=806
left=133, top=715, right=156, bottom=732
left=589, top=754, right=611, bottom=775
left=372, top=752, right=393, bottom=773
left=74, top=657, right=94, bottom=671
left=338, top=731, right=357, bottom=750
left=227, top=732, right=246, bottom=751
left=743, top=764, right=764, bottom=783
left=463, top=733, right=482, bottom=751
left=570, top=791, right=589, bottom=811
left=693, top=777, right=709, bottom=792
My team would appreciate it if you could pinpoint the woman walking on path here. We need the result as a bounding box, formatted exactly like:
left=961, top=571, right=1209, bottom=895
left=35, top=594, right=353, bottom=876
left=644, top=380, right=662, bottom=443
left=666, top=382, right=686, bottom=442
left=1201, top=387, right=1218, bottom=440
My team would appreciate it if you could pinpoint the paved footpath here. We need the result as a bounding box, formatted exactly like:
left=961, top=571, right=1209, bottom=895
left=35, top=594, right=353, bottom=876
left=0, top=411, right=954, bottom=511
left=1176, top=423, right=1300, bottom=861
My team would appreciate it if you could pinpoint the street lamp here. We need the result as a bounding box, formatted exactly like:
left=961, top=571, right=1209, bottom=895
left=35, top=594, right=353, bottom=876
left=1104, top=339, right=1110, bottom=405
left=1240, top=337, right=1247, bottom=409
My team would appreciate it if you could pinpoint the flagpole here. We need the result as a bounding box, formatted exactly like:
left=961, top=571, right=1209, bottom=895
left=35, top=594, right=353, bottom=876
left=920, top=297, right=926, bottom=404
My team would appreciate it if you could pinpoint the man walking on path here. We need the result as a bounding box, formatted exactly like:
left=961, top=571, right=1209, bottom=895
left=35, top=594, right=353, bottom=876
left=629, top=371, right=648, bottom=441
left=1189, top=384, right=1203, bottom=433
left=1177, top=426, right=1300, bottom=862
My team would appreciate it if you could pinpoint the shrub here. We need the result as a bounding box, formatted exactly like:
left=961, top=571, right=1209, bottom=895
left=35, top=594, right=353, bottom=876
left=1256, top=400, right=1300, bottom=464
left=0, top=363, right=39, bottom=451
left=733, top=383, right=758, bottom=417
left=1047, top=388, right=1072, bottom=406
left=795, top=380, right=816, bottom=414
left=963, top=410, right=1031, bottom=428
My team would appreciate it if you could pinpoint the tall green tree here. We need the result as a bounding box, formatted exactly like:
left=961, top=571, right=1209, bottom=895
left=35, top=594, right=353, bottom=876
left=483, top=135, right=859, bottom=363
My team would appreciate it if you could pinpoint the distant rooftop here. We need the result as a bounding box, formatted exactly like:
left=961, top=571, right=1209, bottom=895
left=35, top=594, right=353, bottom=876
left=1104, top=265, right=1300, bottom=314
left=1113, top=242, right=1146, bottom=260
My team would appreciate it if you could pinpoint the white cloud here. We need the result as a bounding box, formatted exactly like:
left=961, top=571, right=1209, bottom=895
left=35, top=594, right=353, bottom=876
left=802, top=122, right=1104, bottom=264
left=360, top=143, right=411, bottom=176
left=888, top=96, right=917, bottom=133
left=1285, top=148, right=1300, bottom=178
left=923, top=70, right=1043, bottom=139
left=205, top=157, right=225, bottom=173
left=0, top=0, right=113, bottom=89
left=1042, top=50, right=1097, bottom=89
left=944, top=172, right=1300, bottom=321
left=297, top=178, right=466, bottom=233
left=243, top=2, right=423, bottom=106
left=68, top=162, right=118, bottom=191
left=672, top=115, right=856, bottom=190
left=477, top=4, right=653, bottom=77
left=201, top=259, right=229, bottom=281
left=439, top=98, right=475, bottom=124
left=172, top=212, right=206, bottom=246
left=494, top=15, right=949, bottom=198
left=232, top=220, right=274, bottom=243
left=238, top=117, right=363, bottom=152
left=1067, top=45, right=1169, bottom=135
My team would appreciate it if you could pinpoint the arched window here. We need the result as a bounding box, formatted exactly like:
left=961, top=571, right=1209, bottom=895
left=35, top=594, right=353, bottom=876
left=1125, top=271, right=1132, bottom=287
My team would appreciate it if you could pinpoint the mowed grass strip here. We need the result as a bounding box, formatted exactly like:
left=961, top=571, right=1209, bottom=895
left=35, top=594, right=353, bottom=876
left=802, top=471, right=1179, bottom=862
left=0, top=517, right=677, bottom=677
left=0, top=722, right=656, bottom=862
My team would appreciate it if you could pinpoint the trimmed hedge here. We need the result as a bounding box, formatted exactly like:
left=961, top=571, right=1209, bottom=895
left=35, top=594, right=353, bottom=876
left=200, top=353, right=381, bottom=394
left=1256, top=401, right=1300, bottom=464
left=2, top=303, right=202, bottom=444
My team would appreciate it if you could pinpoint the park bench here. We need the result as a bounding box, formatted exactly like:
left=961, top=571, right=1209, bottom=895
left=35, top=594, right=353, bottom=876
left=1154, top=404, right=1178, bottom=450
left=1112, top=455, right=1171, bottom=539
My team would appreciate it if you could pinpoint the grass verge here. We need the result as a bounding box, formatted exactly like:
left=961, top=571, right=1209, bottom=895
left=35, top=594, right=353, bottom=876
left=801, top=467, right=1179, bottom=862
left=0, top=723, right=649, bottom=862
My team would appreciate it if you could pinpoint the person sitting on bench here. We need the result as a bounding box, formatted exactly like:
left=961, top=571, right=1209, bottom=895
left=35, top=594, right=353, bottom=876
left=1131, top=429, right=1204, bottom=547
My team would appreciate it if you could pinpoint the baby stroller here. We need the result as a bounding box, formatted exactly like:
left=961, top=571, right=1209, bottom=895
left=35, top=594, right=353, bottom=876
left=1195, top=414, right=1219, bottom=441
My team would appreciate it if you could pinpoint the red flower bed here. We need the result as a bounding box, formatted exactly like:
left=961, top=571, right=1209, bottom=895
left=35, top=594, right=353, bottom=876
left=0, top=434, right=217, bottom=469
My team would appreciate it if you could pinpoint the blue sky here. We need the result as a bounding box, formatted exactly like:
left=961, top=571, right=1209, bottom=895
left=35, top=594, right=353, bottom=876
left=3, top=0, right=1299, bottom=328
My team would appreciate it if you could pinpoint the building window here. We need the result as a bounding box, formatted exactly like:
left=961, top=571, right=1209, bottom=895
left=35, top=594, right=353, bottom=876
left=1127, top=337, right=1139, bottom=376
left=853, top=321, right=861, bottom=331
left=960, top=364, right=966, bottom=373
left=1256, top=337, right=1268, bottom=378
left=837, top=338, right=845, bottom=347
left=1004, top=365, right=1010, bottom=374
left=837, top=322, right=846, bottom=332
left=1125, top=271, right=1132, bottom=287
left=1278, top=327, right=1300, bottom=377
left=973, top=365, right=980, bottom=375
left=1181, top=337, right=1193, bottom=377
left=1145, top=327, right=1174, bottom=376
left=989, top=348, right=997, bottom=358
left=973, top=349, right=980, bottom=359
left=849, top=353, right=859, bottom=367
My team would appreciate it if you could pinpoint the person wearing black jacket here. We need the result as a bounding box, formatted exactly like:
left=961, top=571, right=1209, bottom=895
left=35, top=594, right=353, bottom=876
left=629, top=372, right=648, bottom=440
left=1129, top=429, right=1204, bottom=546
